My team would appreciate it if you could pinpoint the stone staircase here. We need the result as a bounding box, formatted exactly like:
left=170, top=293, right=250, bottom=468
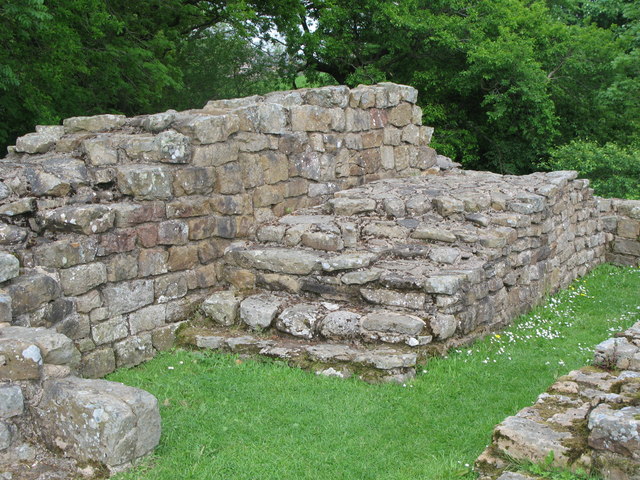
left=178, top=169, right=604, bottom=381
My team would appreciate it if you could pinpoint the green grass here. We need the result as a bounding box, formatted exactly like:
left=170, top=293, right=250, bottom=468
left=109, top=264, right=640, bottom=480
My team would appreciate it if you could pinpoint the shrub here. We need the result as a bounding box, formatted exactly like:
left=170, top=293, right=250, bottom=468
left=544, top=141, right=640, bottom=199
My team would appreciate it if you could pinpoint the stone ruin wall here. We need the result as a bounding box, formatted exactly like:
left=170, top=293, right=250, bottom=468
left=0, top=82, right=638, bottom=476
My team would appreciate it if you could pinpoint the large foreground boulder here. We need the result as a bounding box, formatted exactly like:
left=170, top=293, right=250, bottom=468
left=31, top=376, right=161, bottom=472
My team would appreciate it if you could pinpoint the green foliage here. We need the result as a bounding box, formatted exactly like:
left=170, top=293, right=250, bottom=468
left=545, top=141, right=640, bottom=199
left=109, top=265, right=640, bottom=479
left=514, top=450, right=603, bottom=479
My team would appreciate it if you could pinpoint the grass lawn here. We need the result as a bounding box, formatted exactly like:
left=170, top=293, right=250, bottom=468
left=109, top=264, right=640, bottom=480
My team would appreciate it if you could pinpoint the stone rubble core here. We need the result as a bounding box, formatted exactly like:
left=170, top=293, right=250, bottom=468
left=476, top=321, right=640, bottom=480
left=0, top=82, right=638, bottom=478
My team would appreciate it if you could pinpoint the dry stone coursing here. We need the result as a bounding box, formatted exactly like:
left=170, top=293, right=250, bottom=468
left=0, top=82, right=638, bottom=476
left=476, top=321, right=640, bottom=480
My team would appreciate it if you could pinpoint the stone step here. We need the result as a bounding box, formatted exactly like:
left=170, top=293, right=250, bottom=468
left=197, top=290, right=447, bottom=347
left=179, top=326, right=418, bottom=383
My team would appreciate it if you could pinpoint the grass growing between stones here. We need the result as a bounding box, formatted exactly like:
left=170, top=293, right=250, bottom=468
left=109, top=264, right=640, bottom=480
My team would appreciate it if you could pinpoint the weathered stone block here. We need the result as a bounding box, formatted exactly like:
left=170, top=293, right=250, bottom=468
left=172, top=167, right=215, bottom=196
left=240, top=295, right=282, bottom=330
left=91, top=316, right=129, bottom=346
left=362, top=312, right=425, bottom=335
left=0, top=252, right=19, bottom=284
left=155, top=272, right=188, bottom=303
left=215, top=162, right=244, bottom=194
left=32, top=376, right=161, bottom=469
left=115, top=333, right=155, bottom=368
left=33, top=238, right=98, bottom=269
left=192, top=142, right=239, bottom=167
left=0, top=197, right=35, bottom=217
left=329, top=197, right=376, bottom=216
left=59, top=262, right=107, bottom=296
left=102, top=280, right=154, bottom=316
left=42, top=205, right=115, bottom=234
left=360, top=289, right=426, bottom=310
left=97, top=228, right=137, bottom=256
left=174, top=114, right=240, bottom=144
left=167, top=244, right=199, bottom=271
left=63, top=114, right=126, bottom=133
left=158, top=220, right=189, bottom=245
left=166, top=197, right=213, bottom=218
left=82, top=347, right=116, bottom=378
left=201, top=291, right=239, bottom=326
left=128, top=304, right=166, bottom=335
left=229, top=248, right=320, bottom=275
left=117, top=165, right=172, bottom=200
left=5, top=273, right=61, bottom=315
left=0, top=385, right=23, bottom=418
left=138, top=249, right=169, bottom=277
left=0, top=223, right=27, bottom=245
left=275, top=304, right=322, bottom=339
left=430, top=314, right=457, bottom=340
left=106, top=252, right=139, bottom=282
left=291, top=105, right=344, bottom=132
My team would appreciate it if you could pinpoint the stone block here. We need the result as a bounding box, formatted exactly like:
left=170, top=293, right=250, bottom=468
left=0, top=420, right=11, bottom=450
left=154, top=129, right=192, bottom=163
left=430, top=314, right=457, bottom=340
left=618, top=218, right=640, bottom=239
left=192, top=142, right=239, bottom=167
left=0, top=253, right=19, bottom=284
left=0, top=385, right=24, bottom=418
left=33, top=238, right=98, bottom=269
left=1, top=326, right=78, bottom=367
left=158, top=220, right=189, bottom=245
left=151, top=323, right=181, bottom=351
left=0, top=336, right=42, bottom=380
left=613, top=238, right=640, bottom=257
left=138, top=249, right=169, bottom=277
left=0, top=223, right=27, bottom=245
left=318, top=311, right=361, bottom=339
left=172, top=167, right=216, bottom=196
left=0, top=293, right=11, bottom=323
left=345, top=108, right=371, bottom=132
left=137, top=224, right=159, bottom=248
left=174, top=113, right=240, bottom=144
left=166, top=197, right=213, bottom=218
left=190, top=263, right=218, bottom=289
left=129, top=304, right=166, bottom=335
left=360, top=289, right=426, bottom=310
left=329, top=197, right=376, bottom=216
left=201, top=291, right=240, bottom=326
left=102, top=280, right=154, bottom=316
left=32, top=376, right=161, bottom=469
left=82, top=347, right=116, bottom=378
left=291, top=105, right=343, bottom=132
left=117, top=165, right=172, bottom=200
left=63, top=114, right=126, bottom=133
left=82, top=136, right=118, bottom=166
left=115, top=333, right=154, bottom=368
left=167, top=244, right=199, bottom=271
left=97, top=229, right=137, bottom=256
left=215, top=162, right=244, bottom=194
left=0, top=198, right=35, bottom=216
left=106, top=252, right=139, bottom=282
left=15, top=126, right=64, bottom=153
left=155, top=272, right=189, bottom=303
left=55, top=313, right=91, bottom=340
left=59, top=262, right=107, bottom=296
left=275, top=304, right=322, bottom=339
left=91, top=316, right=129, bottom=346
left=111, top=203, right=165, bottom=228
left=5, top=273, right=61, bottom=315
left=239, top=295, right=282, bottom=330
left=42, top=205, right=115, bottom=234
left=388, top=103, right=413, bottom=127
left=229, top=248, right=320, bottom=275
left=362, top=311, right=425, bottom=335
